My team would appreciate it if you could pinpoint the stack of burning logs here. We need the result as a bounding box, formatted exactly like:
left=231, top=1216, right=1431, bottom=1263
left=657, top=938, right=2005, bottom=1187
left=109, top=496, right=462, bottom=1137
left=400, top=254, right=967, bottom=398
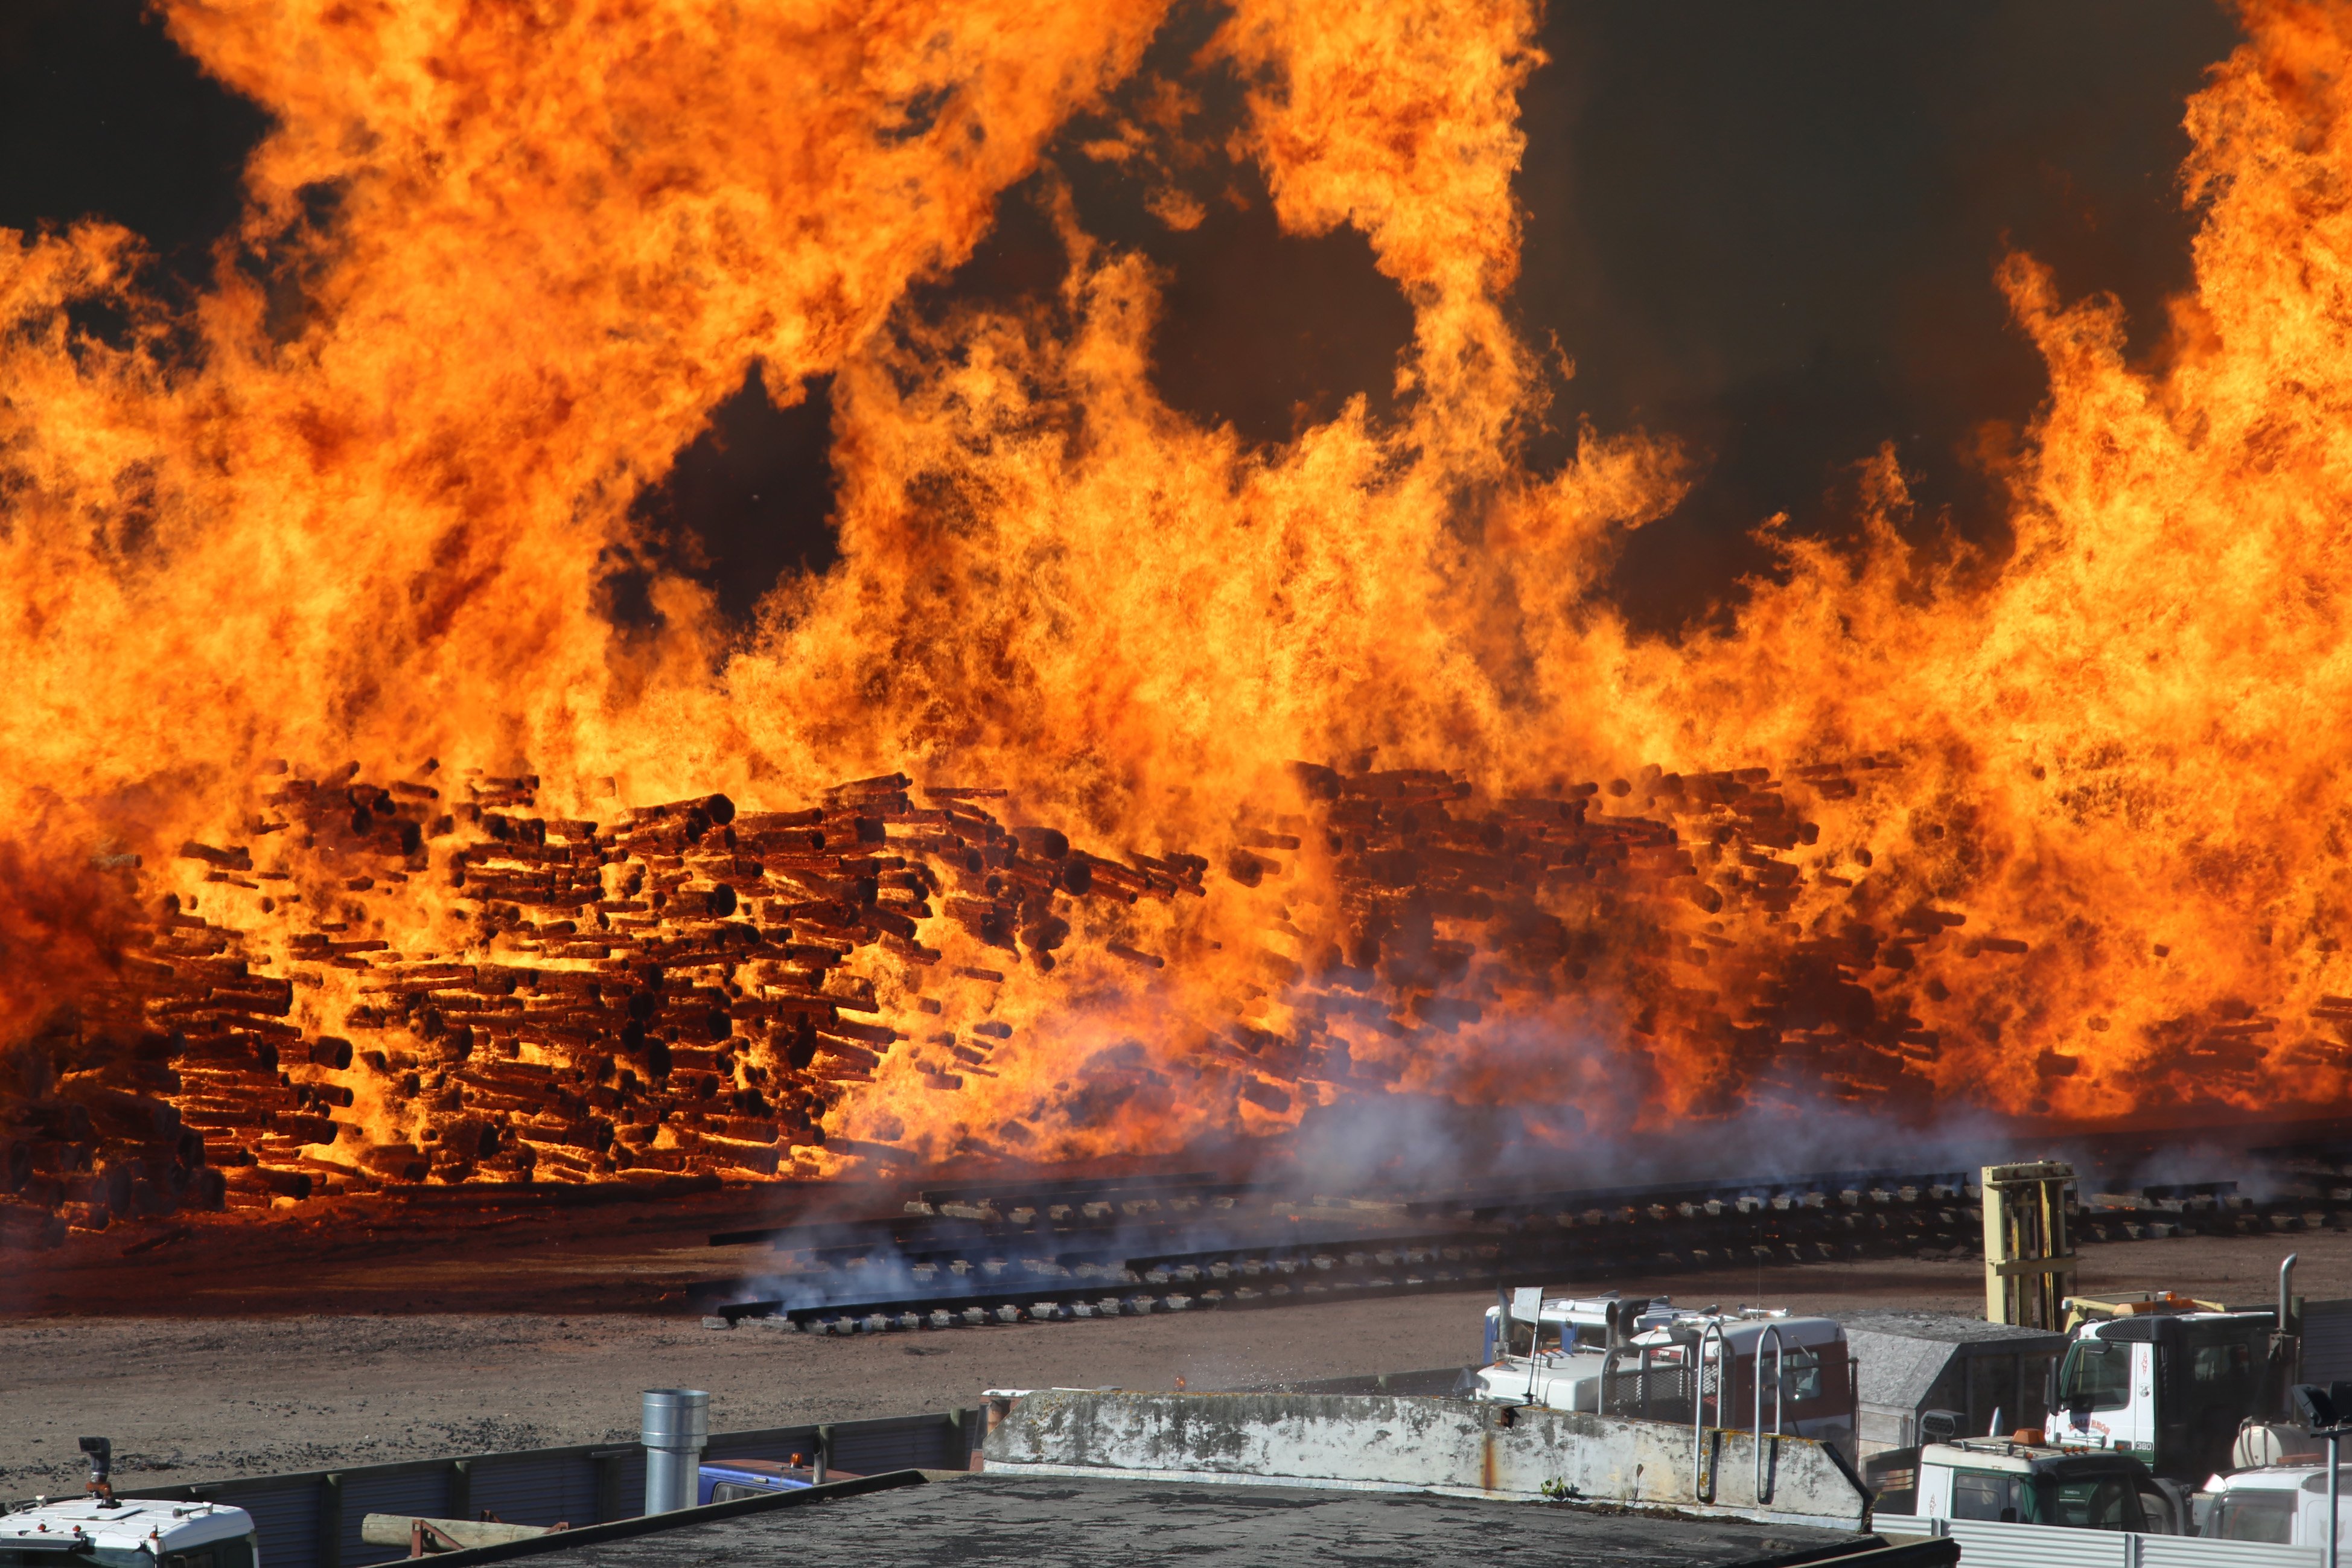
left=1264, top=760, right=1949, bottom=1117
left=5, top=749, right=2326, bottom=1244
left=0, top=766, right=1218, bottom=1240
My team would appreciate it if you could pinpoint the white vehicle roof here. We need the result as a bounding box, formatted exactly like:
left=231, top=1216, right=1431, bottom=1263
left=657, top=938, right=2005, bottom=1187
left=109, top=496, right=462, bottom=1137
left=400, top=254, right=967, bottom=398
left=1487, top=1292, right=1677, bottom=1329
left=2083, top=1310, right=2272, bottom=1335
left=1633, top=1315, right=1847, bottom=1354
left=1922, top=1439, right=2150, bottom=1475
left=1, top=1497, right=254, bottom=1555
left=2211, top=1466, right=2330, bottom=1493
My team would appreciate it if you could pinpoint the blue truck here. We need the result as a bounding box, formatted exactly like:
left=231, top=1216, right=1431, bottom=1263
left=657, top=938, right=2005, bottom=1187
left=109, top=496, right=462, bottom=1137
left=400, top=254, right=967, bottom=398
left=695, top=1458, right=820, bottom=1505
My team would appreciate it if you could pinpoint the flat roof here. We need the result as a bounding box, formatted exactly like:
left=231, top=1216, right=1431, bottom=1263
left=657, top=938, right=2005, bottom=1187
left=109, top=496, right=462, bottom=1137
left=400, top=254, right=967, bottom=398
left=503, top=1473, right=1864, bottom=1566
left=1, top=1497, right=251, bottom=1553
left=1838, top=1311, right=2069, bottom=1349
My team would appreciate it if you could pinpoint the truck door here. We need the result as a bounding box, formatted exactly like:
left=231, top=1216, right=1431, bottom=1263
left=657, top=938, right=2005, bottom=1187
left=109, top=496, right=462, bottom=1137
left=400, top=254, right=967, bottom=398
left=2129, top=1340, right=2159, bottom=1456
left=2178, top=1320, right=2271, bottom=1480
left=2054, top=1337, right=2134, bottom=1444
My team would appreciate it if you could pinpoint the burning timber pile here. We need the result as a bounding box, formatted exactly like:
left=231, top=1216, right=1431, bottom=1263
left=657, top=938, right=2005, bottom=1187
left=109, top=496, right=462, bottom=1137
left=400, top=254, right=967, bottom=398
left=2, top=752, right=2334, bottom=1246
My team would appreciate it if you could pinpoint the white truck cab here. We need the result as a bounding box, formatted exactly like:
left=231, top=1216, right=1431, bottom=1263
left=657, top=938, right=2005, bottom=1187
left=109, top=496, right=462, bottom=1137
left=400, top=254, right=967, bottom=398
left=2199, top=1464, right=2352, bottom=1545
left=0, top=1496, right=260, bottom=1567
left=4, top=1438, right=258, bottom=1568
left=2045, top=1305, right=2282, bottom=1481
left=1893, top=1437, right=2182, bottom=1534
left=1474, top=1292, right=1680, bottom=1413
left=1472, top=1292, right=1855, bottom=1449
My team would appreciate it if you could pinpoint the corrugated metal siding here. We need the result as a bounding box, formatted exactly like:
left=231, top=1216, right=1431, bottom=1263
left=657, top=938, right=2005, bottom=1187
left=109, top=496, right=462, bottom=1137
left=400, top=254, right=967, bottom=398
left=467, top=1455, right=601, bottom=1531
left=209, top=1477, right=320, bottom=1568
left=833, top=1415, right=960, bottom=1474
left=2140, top=1536, right=2321, bottom=1568
left=340, top=1468, right=456, bottom=1567
left=2303, top=1299, right=2352, bottom=1386
left=1943, top=1517, right=2129, bottom=1568
left=1926, top=1518, right=2322, bottom=1568
left=608, top=1456, right=648, bottom=1521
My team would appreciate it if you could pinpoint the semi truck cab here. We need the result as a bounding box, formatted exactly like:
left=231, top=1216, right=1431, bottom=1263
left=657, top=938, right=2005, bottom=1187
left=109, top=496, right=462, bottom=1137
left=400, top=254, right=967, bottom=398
left=1473, top=1292, right=1856, bottom=1450
left=1878, top=1437, right=2182, bottom=1534
left=0, top=1497, right=260, bottom=1567
left=2200, top=1462, right=2351, bottom=1544
left=2, top=1438, right=260, bottom=1568
left=2046, top=1305, right=2283, bottom=1480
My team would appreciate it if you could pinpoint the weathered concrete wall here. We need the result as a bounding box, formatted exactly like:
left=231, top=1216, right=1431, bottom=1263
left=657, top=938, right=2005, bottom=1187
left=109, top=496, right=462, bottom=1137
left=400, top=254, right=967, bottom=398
left=983, top=1392, right=1871, bottom=1529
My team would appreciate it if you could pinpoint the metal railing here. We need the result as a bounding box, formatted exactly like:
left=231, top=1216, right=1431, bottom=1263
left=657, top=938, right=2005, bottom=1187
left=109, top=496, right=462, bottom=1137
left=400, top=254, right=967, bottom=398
left=1693, top=1321, right=1726, bottom=1502
left=1754, top=1324, right=1785, bottom=1505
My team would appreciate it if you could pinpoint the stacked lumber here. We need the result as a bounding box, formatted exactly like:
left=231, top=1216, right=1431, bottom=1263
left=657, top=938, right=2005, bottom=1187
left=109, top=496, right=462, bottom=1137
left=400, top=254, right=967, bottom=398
left=0, top=763, right=1211, bottom=1234
left=10, top=750, right=2319, bottom=1241
left=1219, top=759, right=1969, bottom=1120
left=1223, top=755, right=2312, bottom=1119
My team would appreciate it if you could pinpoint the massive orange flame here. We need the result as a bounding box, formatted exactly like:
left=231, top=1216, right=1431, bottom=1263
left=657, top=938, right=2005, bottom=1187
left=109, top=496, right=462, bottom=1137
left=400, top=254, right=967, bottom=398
left=4, top=0, right=2351, bottom=1217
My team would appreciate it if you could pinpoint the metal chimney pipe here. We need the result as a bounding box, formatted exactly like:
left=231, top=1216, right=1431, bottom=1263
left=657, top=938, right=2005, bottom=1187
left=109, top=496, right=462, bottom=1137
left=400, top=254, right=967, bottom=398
left=640, top=1389, right=709, bottom=1515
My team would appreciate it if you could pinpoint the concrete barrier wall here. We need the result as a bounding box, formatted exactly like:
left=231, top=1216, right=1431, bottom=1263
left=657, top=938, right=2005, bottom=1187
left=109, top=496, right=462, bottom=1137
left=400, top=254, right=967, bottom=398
left=983, top=1391, right=1870, bottom=1529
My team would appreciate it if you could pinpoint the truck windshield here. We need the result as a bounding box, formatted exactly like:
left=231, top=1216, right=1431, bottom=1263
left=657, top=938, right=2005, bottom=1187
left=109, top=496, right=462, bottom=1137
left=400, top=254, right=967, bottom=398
left=1770, top=1349, right=1827, bottom=1407
left=2210, top=1492, right=2296, bottom=1544
left=2033, top=1475, right=2141, bottom=1531
left=2058, top=1342, right=2132, bottom=1411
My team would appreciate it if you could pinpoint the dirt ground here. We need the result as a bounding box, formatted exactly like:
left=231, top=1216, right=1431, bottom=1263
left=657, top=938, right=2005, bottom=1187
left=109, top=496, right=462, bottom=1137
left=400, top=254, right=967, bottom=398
left=6, top=1227, right=2341, bottom=1496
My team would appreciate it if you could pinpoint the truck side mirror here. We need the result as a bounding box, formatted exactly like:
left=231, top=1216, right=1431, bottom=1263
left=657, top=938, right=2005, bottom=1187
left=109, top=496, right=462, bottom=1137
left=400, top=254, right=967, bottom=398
left=2294, top=1383, right=2341, bottom=1429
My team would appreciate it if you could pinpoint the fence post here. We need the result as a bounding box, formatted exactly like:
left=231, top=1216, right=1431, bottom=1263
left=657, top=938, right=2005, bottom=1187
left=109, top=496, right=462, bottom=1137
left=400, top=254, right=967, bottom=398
left=319, top=1473, right=343, bottom=1568
left=943, top=1409, right=964, bottom=1470
left=591, top=1449, right=633, bottom=1522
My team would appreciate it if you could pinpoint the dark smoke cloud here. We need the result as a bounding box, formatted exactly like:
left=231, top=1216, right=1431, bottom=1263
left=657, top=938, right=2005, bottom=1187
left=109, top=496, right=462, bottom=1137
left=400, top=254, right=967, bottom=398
left=1525, top=0, right=2243, bottom=634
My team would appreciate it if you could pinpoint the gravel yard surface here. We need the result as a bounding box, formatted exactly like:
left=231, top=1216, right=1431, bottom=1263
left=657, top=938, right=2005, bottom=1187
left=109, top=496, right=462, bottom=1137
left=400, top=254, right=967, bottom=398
left=8, top=1227, right=2341, bottom=1494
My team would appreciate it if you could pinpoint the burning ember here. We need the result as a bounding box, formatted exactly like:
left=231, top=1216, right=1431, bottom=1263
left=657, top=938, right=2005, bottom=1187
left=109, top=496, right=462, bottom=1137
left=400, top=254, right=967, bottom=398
left=7, top=1, right=2352, bottom=1234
